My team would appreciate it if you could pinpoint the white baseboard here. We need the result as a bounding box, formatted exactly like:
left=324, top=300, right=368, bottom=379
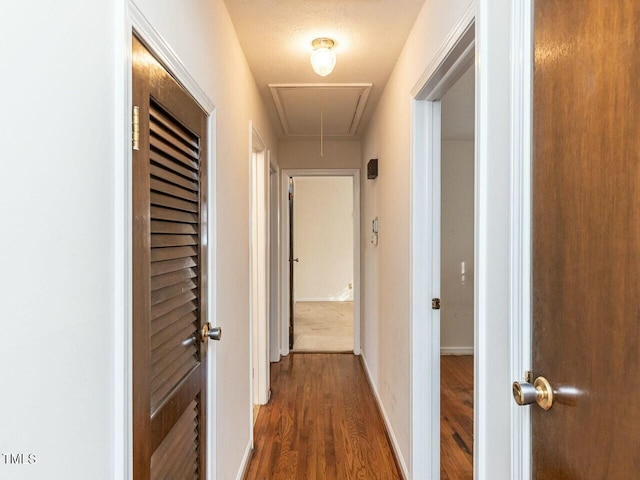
left=360, top=354, right=409, bottom=479
left=440, top=346, right=474, bottom=355
left=235, top=439, right=253, bottom=480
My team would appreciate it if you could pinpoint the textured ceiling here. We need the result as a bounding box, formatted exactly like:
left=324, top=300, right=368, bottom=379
left=223, top=0, right=426, bottom=139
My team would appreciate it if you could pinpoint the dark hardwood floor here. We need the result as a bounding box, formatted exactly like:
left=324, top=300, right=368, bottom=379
left=441, top=355, right=474, bottom=479
left=244, top=353, right=402, bottom=480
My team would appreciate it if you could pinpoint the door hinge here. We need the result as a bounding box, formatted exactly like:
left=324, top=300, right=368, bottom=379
left=132, top=105, right=140, bottom=151
left=431, top=297, right=441, bottom=310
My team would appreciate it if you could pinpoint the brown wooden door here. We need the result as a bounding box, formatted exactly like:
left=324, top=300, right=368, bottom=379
left=132, top=35, right=209, bottom=480
left=532, top=1, right=640, bottom=477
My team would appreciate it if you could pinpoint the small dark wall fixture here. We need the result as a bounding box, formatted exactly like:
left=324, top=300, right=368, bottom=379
left=367, top=158, right=378, bottom=179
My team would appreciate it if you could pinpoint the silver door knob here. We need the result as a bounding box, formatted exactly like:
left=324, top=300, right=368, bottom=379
left=292, top=257, right=299, bottom=262
left=200, top=322, right=222, bottom=342
left=512, top=376, right=554, bottom=410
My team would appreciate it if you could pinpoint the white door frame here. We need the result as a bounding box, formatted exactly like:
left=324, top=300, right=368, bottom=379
left=410, top=8, right=475, bottom=477
left=509, top=1, right=533, bottom=478
left=410, top=1, right=533, bottom=479
left=249, top=123, right=270, bottom=418
left=279, top=169, right=361, bottom=357
left=117, top=2, right=218, bottom=479
left=268, top=158, right=281, bottom=363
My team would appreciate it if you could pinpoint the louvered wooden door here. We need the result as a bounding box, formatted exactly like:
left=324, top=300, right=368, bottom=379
left=132, top=36, right=209, bottom=480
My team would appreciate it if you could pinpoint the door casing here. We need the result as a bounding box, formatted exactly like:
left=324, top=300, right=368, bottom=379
left=509, top=1, right=534, bottom=479
left=411, top=12, right=475, bottom=478
left=268, top=160, right=281, bottom=363
left=117, top=3, right=218, bottom=479
left=410, top=1, right=533, bottom=478
left=249, top=124, right=271, bottom=423
left=279, top=169, right=361, bottom=357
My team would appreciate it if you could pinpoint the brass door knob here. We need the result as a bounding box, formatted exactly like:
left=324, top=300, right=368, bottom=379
left=512, top=376, right=554, bottom=410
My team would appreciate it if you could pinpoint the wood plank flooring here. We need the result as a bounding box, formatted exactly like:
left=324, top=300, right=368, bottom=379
left=294, top=302, right=354, bottom=352
left=244, top=353, right=402, bottom=480
left=441, top=355, right=474, bottom=479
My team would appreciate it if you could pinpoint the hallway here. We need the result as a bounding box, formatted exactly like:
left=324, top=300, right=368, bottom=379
left=3, top=1, right=550, bottom=478
left=245, top=354, right=401, bottom=479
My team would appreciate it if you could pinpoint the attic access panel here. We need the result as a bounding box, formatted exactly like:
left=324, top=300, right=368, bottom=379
left=269, top=83, right=372, bottom=137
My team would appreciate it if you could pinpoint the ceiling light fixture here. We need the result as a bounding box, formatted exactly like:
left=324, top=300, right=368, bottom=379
left=310, top=38, right=337, bottom=77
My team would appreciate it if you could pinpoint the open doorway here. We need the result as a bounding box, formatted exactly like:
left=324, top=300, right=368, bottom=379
left=439, top=65, right=475, bottom=479
left=281, top=169, right=361, bottom=356
left=409, top=13, right=475, bottom=478
left=290, top=176, right=354, bottom=351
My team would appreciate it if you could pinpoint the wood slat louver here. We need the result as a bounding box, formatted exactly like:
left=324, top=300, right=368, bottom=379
left=150, top=399, right=200, bottom=480
left=149, top=100, right=201, bottom=413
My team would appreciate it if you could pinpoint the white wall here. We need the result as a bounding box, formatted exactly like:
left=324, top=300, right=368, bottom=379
left=360, top=0, right=515, bottom=477
left=0, top=0, right=115, bottom=480
left=440, top=64, right=475, bottom=352
left=0, top=1, right=277, bottom=479
left=440, top=141, right=474, bottom=351
left=360, top=0, right=476, bottom=471
left=293, top=177, right=354, bottom=302
left=0, top=2, right=116, bottom=479
left=279, top=139, right=361, bottom=169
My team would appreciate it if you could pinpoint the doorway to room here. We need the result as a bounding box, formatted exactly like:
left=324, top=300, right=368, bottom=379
left=409, top=13, right=476, bottom=478
left=290, top=176, right=354, bottom=351
left=281, top=170, right=361, bottom=355
left=438, top=65, right=475, bottom=479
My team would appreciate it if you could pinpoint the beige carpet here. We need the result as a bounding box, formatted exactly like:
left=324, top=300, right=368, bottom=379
left=294, top=301, right=354, bottom=352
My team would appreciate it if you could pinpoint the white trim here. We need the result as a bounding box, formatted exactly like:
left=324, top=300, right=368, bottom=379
left=411, top=3, right=476, bottom=100
left=235, top=439, right=253, bottom=480
left=206, top=110, right=219, bottom=480
left=120, top=4, right=218, bottom=479
left=410, top=5, right=475, bottom=479
left=280, top=169, right=361, bottom=356
left=249, top=123, right=270, bottom=455
left=409, top=97, right=436, bottom=480
left=268, top=157, right=282, bottom=364
left=510, top=0, right=533, bottom=478
left=361, top=354, right=409, bottom=479
left=474, top=5, right=487, bottom=475
left=279, top=174, right=290, bottom=356
left=441, top=347, right=475, bottom=355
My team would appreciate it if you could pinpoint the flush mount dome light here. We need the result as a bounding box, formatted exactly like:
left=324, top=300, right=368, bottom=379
left=310, top=38, right=337, bottom=77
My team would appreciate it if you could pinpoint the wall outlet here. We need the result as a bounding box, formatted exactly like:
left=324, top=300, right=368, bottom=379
left=348, top=282, right=353, bottom=290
